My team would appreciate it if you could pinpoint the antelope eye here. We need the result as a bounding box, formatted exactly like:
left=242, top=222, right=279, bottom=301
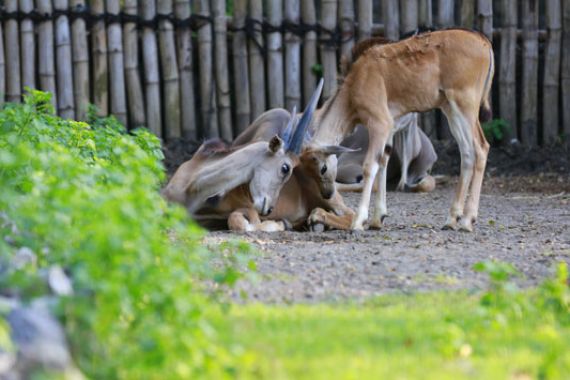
left=320, top=164, right=327, bottom=175
left=281, top=163, right=290, bottom=175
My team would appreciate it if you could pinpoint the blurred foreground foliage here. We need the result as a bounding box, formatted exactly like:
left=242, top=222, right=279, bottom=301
left=0, top=90, right=249, bottom=379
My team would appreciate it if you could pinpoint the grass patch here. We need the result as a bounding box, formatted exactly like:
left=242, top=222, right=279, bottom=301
left=209, top=264, right=570, bottom=379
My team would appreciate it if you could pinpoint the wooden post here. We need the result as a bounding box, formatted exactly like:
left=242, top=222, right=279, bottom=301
left=266, top=0, right=284, bottom=108
left=400, top=0, right=418, bottom=35
left=477, top=0, right=493, bottom=40
left=5, top=0, right=21, bottom=102
left=175, top=0, right=197, bottom=138
left=285, top=0, right=301, bottom=111
left=418, top=0, right=436, bottom=138
left=301, top=0, right=317, bottom=104
left=562, top=0, right=570, bottom=145
left=212, top=0, right=233, bottom=140
left=321, top=0, right=338, bottom=101
left=20, top=0, right=35, bottom=91
left=70, top=0, right=89, bottom=121
left=248, top=0, right=266, bottom=119
left=499, top=0, right=518, bottom=143
left=357, top=0, right=372, bottom=42
left=460, top=0, right=475, bottom=28
left=383, top=0, right=399, bottom=40
left=232, top=0, right=251, bottom=133
left=123, top=0, right=146, bottom=128
left=54, top=0, right=75, bottom=119
left=158, top=0, right=182, bottom=139
left=437, top=0, right=454, bottom=140
left=543, top=0, right=562, bottom=144
left=437, top=0, right=454, bottom=27
left=196, top=0, right=218, bottom=138
left=105, top=0, right=127, bottom=125
left=37, top=0, right=57, bottom=108
left=90, top=0, right=108, bottom=116
left=521, top=0, right=539, bottom=146
left=141, top=0, right=162, bottom=137
left=339, top=0, right=355, bottom=60
left=418, top=0, right=433, bottom=28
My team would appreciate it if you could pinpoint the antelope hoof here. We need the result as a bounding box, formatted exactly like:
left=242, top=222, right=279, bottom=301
left=369, top=214, right=388, bottom=230
left=281, top=219, right=293, bottom=231
left=458, top=217, right=475, bottom=233
left=351, top=221, right=366, bottom=231
left=310, top=223, right=325, bottom=233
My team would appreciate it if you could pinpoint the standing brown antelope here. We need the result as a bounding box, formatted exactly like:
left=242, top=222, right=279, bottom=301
left=310, top=29, right=494, bottom=232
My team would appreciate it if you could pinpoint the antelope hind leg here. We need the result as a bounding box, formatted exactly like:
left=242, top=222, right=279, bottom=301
left=228, top=208, right=288, bottom=232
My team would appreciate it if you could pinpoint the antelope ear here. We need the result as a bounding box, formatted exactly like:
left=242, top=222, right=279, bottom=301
left=268, top=135, right=284, bottom=153
left=318, top=145, right=361, bottom=156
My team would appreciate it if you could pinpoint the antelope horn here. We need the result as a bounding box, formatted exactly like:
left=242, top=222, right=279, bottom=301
left=286, top=78, right=324, bottom=154
left=280, top=106, right=297, bottom=145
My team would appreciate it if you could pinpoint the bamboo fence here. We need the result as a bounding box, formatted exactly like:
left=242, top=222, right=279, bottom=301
left=0, top=0, right=568, bottom=147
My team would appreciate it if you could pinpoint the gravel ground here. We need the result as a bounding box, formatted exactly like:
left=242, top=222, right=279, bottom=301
left=205, top=176, right=570, bottom=303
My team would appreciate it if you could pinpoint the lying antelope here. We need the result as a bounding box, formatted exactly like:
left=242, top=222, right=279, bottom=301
left=163, top=81, right=334, bottom=230
left=310, top=29, right=494, bottom=231
left=336, top=113, right=437, bottom=193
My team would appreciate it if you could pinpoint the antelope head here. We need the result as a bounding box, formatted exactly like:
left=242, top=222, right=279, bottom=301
left=299, top=145, right=357, bottom=199
left=250, top=79, right=324, bottom=215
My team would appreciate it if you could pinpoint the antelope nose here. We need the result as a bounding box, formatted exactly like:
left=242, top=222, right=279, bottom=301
left=267, top=206, right=274, bottom=215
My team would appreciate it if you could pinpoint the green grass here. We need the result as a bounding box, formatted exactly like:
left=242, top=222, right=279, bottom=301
left=209, top=290, right=570, bottom=379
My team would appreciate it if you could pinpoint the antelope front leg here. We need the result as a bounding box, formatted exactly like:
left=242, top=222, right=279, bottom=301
left=308, top=208, right=354, bottom=230
left=370, top=148, right=391, bottom=229
left=228, top=208, right=287, bottom=232
left=351, top=160, right=379, bottom=230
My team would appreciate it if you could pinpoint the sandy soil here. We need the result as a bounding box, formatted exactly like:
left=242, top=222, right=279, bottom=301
left=206, top=176, right=570, bottom=303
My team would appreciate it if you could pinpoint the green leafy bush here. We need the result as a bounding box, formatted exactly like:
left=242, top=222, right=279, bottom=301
left=0, top=90, right=243, bottom=379
left=482, top=118, right=510, bottom=145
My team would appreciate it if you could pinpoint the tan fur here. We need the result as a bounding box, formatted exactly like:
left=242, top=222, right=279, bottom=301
left=312, top=29, right=494, bottom=231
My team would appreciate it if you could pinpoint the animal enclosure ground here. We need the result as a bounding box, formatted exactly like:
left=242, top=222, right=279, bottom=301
left=205, top=176, right=570, bottom=303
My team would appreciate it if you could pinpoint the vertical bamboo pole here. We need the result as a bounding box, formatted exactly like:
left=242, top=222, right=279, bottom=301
left=477, top=0, right=493, bottom=40
left=383, top=0, right=399, bottom=40
left=460, top=0, right=475, bottom=28
left=418, top=0, right=433, bottom=28
left=175, top=0, right=197, bottom=138
left=437, top=0, right=454, bottom=140
left=70, top=0, right=89, bottom=121
left=543, top=0, right=562, bottom=144
left=339, top=0, right=355, bottom=60
left=196, top=0, right=218, bottom=138
left=123, top=0, right=146, bottom=128
left=499, top=0, right=518, bottom=143
left=357, top=0, right=372, bottom=42
left=400, top=0, right=418, bottom=35
left=232, top=0, right=250, bottom=133
left=266, top=0, right=284, bottom=108
left=141, top=0, right=162, bottom=137
left=419, top=0, right=436, bottom=138
left=37, top=0, right=57, bottom=108
left=0, top=24, right=5, bottom=106
left=284, top=0, right=301, bottom=111
left=158, top=0, right=182, bottom=139
left=5, top=0, right=21, bottom=102
left=301, top=0, right=317, bottom=104
left=106, top=0, right=127, bottom=125
left=54, top=0, right=75, bottom=118
left=90, top=0, right=108, bottom=116
left=521, top=0, right=539, bottom=146
left=437, top=0, right=454, bottom=28
left=562, top=0, right=570, bottom=145
left=321, top=0, right=338, bottom=101
left=212, top=0, right=232, bottom=140
left=249, top=0, right=266, bottom=119
left=20, top=0, right=35, bottom=91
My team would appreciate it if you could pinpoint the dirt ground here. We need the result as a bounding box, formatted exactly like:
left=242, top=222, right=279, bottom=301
left=206, top=175, right=570, bottom=303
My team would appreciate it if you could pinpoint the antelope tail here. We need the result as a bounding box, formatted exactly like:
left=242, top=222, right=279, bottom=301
left=479, top=46, right=495, bottom=123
